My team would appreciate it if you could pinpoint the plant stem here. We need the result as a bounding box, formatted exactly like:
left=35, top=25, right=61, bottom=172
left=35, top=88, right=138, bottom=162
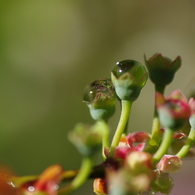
left=146, top=85, right=165, bottom=153
left=152, top=128, right=174, bottom=165
left=150, top=117, right=161, bottom=145
left=96, top=120, right=110, bottom=160
left=151, top=84, right=165, bottom=137
left=58, top=157, right=93, bottom=195
left=176, top=127, right=195, bottom=158
left=109, top=100, right=132, bottom=155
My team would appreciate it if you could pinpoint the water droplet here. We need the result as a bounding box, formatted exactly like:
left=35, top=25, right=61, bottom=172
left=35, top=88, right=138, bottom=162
left=82, top=79, right=115, bottom=103
left=112, top=60, right=137, bottom=78
left=28, top=186, right=35, bottom=192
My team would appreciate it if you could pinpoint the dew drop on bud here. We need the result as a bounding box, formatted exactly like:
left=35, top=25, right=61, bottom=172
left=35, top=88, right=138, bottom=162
left=112, top=60, right=137, bottom=78
left=83, top=79, right=115, bottom=104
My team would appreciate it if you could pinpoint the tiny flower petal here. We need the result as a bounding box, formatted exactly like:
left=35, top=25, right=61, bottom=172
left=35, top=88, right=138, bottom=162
left=167, top=90, right=188, bottom=102
left=127, top=132, right=150, bottom=144
left=189, top=97, right=195, bottom=115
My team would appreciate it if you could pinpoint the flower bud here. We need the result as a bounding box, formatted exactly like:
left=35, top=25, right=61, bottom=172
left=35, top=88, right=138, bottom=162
left=68, top=122, right=104, bottom=156
left=156, top=91, right=191, bottom=130
left=111, top=60, right=148, bottom=101
left=93, top=178, right=108, bottom=195
left=156, top=155, right=182, bottom=173
left=144, top=53, right=181, bottom=86
left=83, top=79, right=116, bottom=121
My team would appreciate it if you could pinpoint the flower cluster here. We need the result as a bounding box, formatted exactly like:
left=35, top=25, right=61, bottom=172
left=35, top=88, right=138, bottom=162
left=2, top=53, right=195, bottom=195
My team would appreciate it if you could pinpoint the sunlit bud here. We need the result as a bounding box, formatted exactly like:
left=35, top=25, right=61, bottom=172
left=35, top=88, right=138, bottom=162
left=126, top=151, right=152, bottom=173
left=83, top=79, right=116, bottom=121
left=144, top=53, right=181, bottom=86
left=93, top=178, right=108, bottom=195
left=111, top=60, right=148, bottom=101
left=156, top=155, right=182, bottom=173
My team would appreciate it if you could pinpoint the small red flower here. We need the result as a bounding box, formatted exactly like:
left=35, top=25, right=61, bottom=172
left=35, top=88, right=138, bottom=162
left=114, top=133, right=149, bottom=159
left=34, top=164, right=63, bottom=195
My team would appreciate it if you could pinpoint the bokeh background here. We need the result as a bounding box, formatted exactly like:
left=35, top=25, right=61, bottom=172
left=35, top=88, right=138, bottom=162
left=0, top=0, right=195, bottom=194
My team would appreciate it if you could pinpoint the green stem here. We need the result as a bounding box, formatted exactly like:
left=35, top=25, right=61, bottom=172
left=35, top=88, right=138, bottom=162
left=152, top=128, right=174, bottom=165
left=176, top=127, right=195, bottom=158
left=150, top=117, right=161, bottom=144
left=151, top=84, right=165, bottom=137
left=97, top=120, right=110, bottom=160
left=155, top=84, right=165, bottom=94
left=58, top=157, right=93, bottom=195
left=109, top=100, right=132, bottom=155
left=145, top=85, right=165, bottom=153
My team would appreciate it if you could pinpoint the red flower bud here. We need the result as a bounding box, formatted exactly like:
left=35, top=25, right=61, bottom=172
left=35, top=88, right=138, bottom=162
left=156, top=90, right=191, bottom=129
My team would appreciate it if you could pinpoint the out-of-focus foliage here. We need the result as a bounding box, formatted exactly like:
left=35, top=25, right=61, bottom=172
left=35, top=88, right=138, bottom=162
left=0, top=0, right=195, bottom=194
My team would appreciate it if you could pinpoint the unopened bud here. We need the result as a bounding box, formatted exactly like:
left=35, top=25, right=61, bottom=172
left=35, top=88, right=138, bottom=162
left=144, top=53, right=181, bottom=86
left=111, top=60, right=148, bottom=101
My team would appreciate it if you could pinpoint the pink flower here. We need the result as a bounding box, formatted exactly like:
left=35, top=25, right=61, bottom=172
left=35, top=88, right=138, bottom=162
left=34, top=164, right=63, bottom=195
left=114, top=133, right=150, bottom=159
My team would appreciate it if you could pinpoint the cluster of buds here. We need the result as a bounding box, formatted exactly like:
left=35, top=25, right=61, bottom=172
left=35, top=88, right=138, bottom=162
left=82, top=54, right=195, bottom=195
left=2, top=53, right=195, bottom=195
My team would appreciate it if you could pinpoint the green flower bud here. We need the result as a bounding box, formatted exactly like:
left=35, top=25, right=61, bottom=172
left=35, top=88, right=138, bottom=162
left=68, top=122, right=104, bottom=156
left=83, top=79, right=116, bottom=121
left=111, top=60, right=148, bottom=101
left=144, top=53, right=181, bottom=86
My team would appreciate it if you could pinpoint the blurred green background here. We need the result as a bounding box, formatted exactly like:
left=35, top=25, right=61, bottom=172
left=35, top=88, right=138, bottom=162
left=0, top=0, right=195, bottom=194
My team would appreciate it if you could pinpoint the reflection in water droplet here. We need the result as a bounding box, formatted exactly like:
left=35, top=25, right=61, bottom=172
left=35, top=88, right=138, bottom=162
left=28, top=186, right=35, bottom=192
left=137, top=189, right=157, bottom=195
left=112, top=60, right=136, bottom=78
left=82, top=79, right=115, bottom=103
left=8, top=181, right=15, bottom=188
